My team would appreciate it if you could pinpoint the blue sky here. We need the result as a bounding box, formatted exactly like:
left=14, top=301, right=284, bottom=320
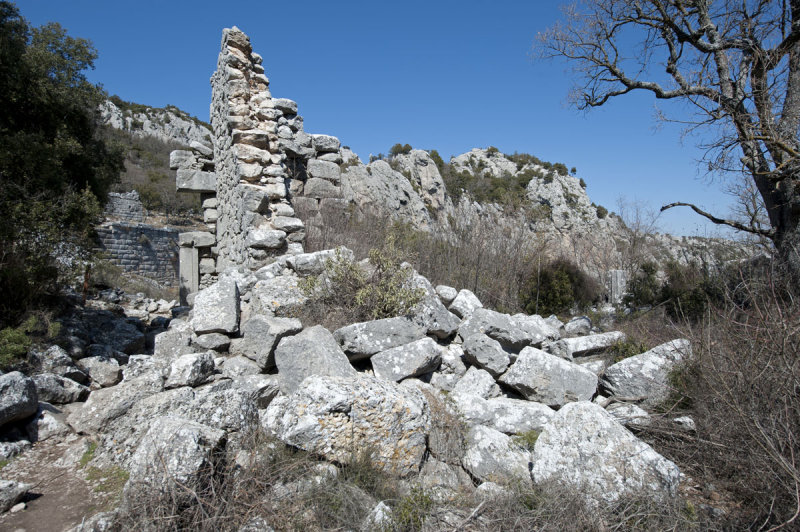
left=20, top=0, right=738, bottom=236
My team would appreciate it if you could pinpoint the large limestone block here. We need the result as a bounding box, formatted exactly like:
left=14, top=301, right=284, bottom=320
left=191, top=277, right=240, bottom=335
left=334, top=317, right=426, bottom=361
left=176, top=169, right=216, bottom=192
left=179, top=231, right=216, bottom=248
left=449, top=289, right=483, bottom=319
left=229, top=315, right=302, bottom=369
left=458, top=308, right=535, bottom=351
left=248, top=276, right=307, bottom=318
left=499, top=347, right=597, bottom=407
left=311, top=134, right=341, bottom=153
left=601, top=339, right=690, bottom=406
left=153, top=319, right=195, bottom=362
left=32, top=373, right=89, bottom=404
left=286, top=247, right=354, bottom=276
left=410, top=273, right=460, bottom=339
left=123, top=416, right=226, bottom=501
left=245, top=227, right=286, bottom=249
left=29, top=345, right=87, bottom=383
left=264, top=374, right=429, bottom=476
left=0, top=372, right=38, bottom=427
left=274, top=325, right=356, bottom=394
left=462, top=425, right=532, bottom=486
left=512, top=313, right=559, bottom=343
left=463, top=333, right=511, bottom=378
left=547, top=331, right=626, bottom=360
left=371, top=337, right=443, bottom=382
left=77, top=356, right=122, bottom=388
left=531, top=402, right=680, bottom=504
left=307, top=159, right=341, bottom=183
left=304, top=177, right=341, bottom=199
left=164, top=352, right=216, bottom=389
left=450, top=392, right=554, bottom=435
left=451, top=366, right=501, bottom=399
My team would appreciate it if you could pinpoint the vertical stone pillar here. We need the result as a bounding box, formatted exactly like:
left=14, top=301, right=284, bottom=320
left=179, top=246, right=199, bottom=305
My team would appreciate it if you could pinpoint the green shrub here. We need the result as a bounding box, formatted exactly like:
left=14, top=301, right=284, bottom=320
left=661, top=261, right=723, bottom=321
left=512, top=430, right=541, bottom=451
left=486, top=146, right=500, bottom=157
left=611, top=338, right=649, bottom=363
left=579, top=178, right=587, bottom=189
left=389, top=143, right=413, bottom=156
left=624, top=261, right=660, bottom=307
left=0, top=325, right=31, bottom=370
left=394, top=487, right=434, bottom=530
left=300, top=236, right=425, bottom=326
left=520, top=259, right=601, bottom=316
left=596, top=204, right=608, bottom=218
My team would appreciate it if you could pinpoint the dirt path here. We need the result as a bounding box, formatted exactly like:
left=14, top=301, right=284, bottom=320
left=0, top=436, right=115, bottom=532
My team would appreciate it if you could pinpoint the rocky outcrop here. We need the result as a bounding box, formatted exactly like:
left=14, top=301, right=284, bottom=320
left=99, top=99, right=212, bottom=147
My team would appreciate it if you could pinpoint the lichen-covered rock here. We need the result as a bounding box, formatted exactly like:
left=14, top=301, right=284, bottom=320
left=25, top=403, right=71, bottom=442
left=31, top=373, right=89, bottom=404
left=458, top=308, right=533, bottom=351
left=0, top=479, right=31, bottom=513
left=601, top=339, right=690, bottom=406
left=449, top=289, right=483, bottom=319
left=0, top=372, right=38, bottom=427
left=264, top=374, right=429, bottom=476
left=274, top=325, right=355, bottom=394
left=435, top=285, right=458, bottom=306
left=531, top=401, right=680, bottom=504
left=123, top=416, right=226, bottom=503
left=410, top=273, right=461, bottom=340
left=229, top=315, right=302, bottom=369
left=77, top=356, right=122, bottom=388
left=371, top=337, right=443, bottom=382
left=606, top=402, right=651, bottom=428
left=334, top=317, right=426, bottom=361
left=29, top=345, right=88, bottom=383
left=450, top=392, right=554, bottom=435
left=191, top=277, right=240, bottom=334
left=564, top=316, right=592, bottom=335
left=451, top=367, right=501, bottom=399
left=286, top=247, right=354, bottom=276
left=153, top=319, right=195, bottom=362
left=462, top=425, right=532, bottom=486
left=547, top=331, right=626, bottom=360
left=463, top=333, right=511, bottom=378
left=248, top=276, right=307, bottom=318
left=499, top=347, right=597, bottom=407
left=164, top=352, right=216, bottom=389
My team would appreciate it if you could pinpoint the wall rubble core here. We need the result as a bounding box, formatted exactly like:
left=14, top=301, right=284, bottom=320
left=176, top=26, right=351, bottom=304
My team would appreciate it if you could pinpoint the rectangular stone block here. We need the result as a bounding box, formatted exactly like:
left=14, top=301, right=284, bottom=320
left=176, top=169, right=216, bottom=193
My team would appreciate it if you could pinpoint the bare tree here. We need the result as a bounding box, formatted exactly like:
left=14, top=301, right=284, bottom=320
left=538, top=0, right=800, bottom=275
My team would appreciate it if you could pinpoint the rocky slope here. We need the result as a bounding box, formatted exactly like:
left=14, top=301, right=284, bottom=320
left=0, top=247, right=705, bottom=530
left=99, top=98, right=212, bottom=148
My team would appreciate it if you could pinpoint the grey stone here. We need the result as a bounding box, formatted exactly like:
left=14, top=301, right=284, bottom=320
left=548, top=331, right=626, bottom=360
left=229, top=316, right=302, bottom=370
left=179, top=231, right=216, bottom=248
left=264, top=374, right=428, bottom=476
left=274, top=325, right=356, bottom=394
left=0, top=479, right=30, bottom=513
left=451, top=367, right=501, bottom=399
left=312, top=134, right=341, bottom=153
left=458, top=308, right=534, bottom=351
left=435, top=285, right=458, bottom=306
left=512, top=314, right=560, bottom=342
left=176, top=169, right=216, bottom=192
left=245, top=227, right=286, bottom=249
left=77, top=357, right=122, bottom=388
left=462, top=425, right=532, bottom=486
left=153, top=319, right=195, bottom=362
left=191, top=277, right=240, bottom=334
left=248, top=276, right=307, bottom=318
left=463, top=333, right=511, bottom=378
left=286, top=247, right=354, bottom=276
left=30, top=345, right=88, bottom=383
left=371, top=338, right=443, bottom=382
left=564, top=316, right=592, bottom=335
left=601, top=339, right=690, bottom=407
left=25, top=403, right=71, bottom=442
left=410, top=273, right=461, bottom=340
left=31, top=373, right=89, bottom=404
left=165, top=352, right=216, bottom=389
left=606, top=402, right=651, bottom=428
left=221, top=356, right=262, bottom=378
left=304, top=178, right=341, bottom=199
left=192, top=332, right=230, bottom=352
left=123, top=416, right=226, bottom=503
left=307, top=159, right=341, bottom=183
left=499, top=347, right=597, bottom=407
left=189, top=140, right=213, bottom=157
left=334, top=317, right=426, bottom=361
left=449, top=289, right=483, bottom=319
left=271, top=216, right=304, bottom=233
left=273, top=98, right=297, bottom=114
left=0, top=372, right=38, bottom=427
left=532, top=402, right=680, bottom=504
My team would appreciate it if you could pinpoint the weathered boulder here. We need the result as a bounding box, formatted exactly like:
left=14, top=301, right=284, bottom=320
left=463, top=333, right=511, bottom=378
left=164, top=352, right=216, bottom=389
left=512, top=313, right=559, bottom=343
left=462, top=425, right=532, bottom=486
left=371, top=337, right=443, bottom=382
left=334, top=317, right=426, bottom=361
left=190, top=277, right=240, bottom=334
left=192, top=332, right=230, bottom=352
left=435, top=285, right=458, bottom=306
left=564, top=316, right=592, bottom=335
left=601, top=339, right=690, bottom=407
left=264, top=374, right=429, bottom=476
left=531, top=402, right=680, bottom=504
left=307, top=159, right=341, bottom=183
left=450, top=392, right=554, bottom=435
left=123, top=416, right=226, bottom=503
left=25, top=403, right=71, bottom=442
left=312, top=134, right=341, bottom=153
left=31, top=373, right=89, bottom=404
left=449, top=289, right=483, bottom=319
left=0, top=372, right=38, bottom=427
left=499, top=347, right=597, bottom=407
left=606, top=402, right=651, bottom=428
left=451, top=367, right=501, bottom=399
left=274, top=325, right=356, bottom=394
left=229, top=315, right=302, bottom=369
left=547, top=331, right=626, bottom=360
left=458, top=308, right=533, bottom=351
left=77, top=356, right=122, bottom=388
left=248, top=276, right=307, bottom=318
left=286, top=247, right=354, bottom=276
left=245, top=227, right=286, bottom=249
left=29, top=345, right=88, bottom=383
left=153, top=319, right=195, bottom=362
left=0, top=479, right=30, bottom=513
left=221, top=355, right=262, bottom=378
left=410, top=273, right=461, bottom=340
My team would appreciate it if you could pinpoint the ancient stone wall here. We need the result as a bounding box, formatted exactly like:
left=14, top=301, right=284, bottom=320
left=104, top=191, right=145, bottom=222
left=95, top=223, right=179, bottom=285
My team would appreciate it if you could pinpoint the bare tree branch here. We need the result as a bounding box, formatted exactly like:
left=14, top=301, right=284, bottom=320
left=661, top=201, right=776, bottom=237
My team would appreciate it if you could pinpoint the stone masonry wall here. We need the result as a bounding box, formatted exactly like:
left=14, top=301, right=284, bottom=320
left=96, top=222, right=179, bottom=285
